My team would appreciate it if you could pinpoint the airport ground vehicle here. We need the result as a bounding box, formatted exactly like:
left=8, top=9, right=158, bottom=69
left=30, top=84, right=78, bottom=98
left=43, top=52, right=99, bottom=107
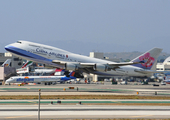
left=161, top=81, right=166, bottom=85
left=153, top=84, right=159, bottom=86
left=120, top=81, right=127, bottom=85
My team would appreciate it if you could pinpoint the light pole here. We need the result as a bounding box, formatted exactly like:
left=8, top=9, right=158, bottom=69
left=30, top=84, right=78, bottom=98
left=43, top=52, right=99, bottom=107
left=38, top=89, right=41, bottom=120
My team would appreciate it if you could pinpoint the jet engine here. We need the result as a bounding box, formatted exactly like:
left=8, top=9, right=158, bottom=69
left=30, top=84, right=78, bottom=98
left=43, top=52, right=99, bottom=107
left=65, top=63, right=78, bottom=71
left=93, top=64, right=108, bottom=72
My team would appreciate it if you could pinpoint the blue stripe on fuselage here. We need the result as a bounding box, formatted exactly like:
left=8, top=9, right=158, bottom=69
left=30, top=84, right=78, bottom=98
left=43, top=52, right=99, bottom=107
left=5, top=45, right=52, bottom=62
left=61, top=77, right=70, bottom=81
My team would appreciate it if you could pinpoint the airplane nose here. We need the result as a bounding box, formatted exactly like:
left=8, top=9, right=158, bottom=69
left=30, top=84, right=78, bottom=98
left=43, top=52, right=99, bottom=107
left=5, top=44, right=16, bottom=53
left=5, top=80, right=9, bottom=84
left=5, top=45, right=11, bottom=51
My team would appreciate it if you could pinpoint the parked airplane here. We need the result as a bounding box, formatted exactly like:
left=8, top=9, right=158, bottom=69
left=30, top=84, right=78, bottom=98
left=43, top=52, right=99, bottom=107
left=30, top=61, right=56, bottom=74
left=34, top=67, right=56, bottom=75
left=5, top=41, right=162, bottom=78
left=5, top=71, right=75, bottom=85
left=17, top=60, right=56, bottom=75
left=1, top=59, right=11, bottom=67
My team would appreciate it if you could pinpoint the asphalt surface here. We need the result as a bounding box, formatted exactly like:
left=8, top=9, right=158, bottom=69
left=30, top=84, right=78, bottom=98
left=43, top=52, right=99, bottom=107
left=1, top=82, right=170, bottom=119
left=1, top=105, right=170, bottom=119
left=1, top=99, right=170, bottom=104
left=0, top=82, right=170, bottom=95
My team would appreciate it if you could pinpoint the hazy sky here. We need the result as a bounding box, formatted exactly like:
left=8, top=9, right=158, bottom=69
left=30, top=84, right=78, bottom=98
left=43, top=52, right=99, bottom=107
left=0, top=0, right=170, bottom=55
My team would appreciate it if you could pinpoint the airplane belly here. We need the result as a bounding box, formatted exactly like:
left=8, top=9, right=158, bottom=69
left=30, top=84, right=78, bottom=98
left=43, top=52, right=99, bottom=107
left=92, top=68, right=151, bottom=77
left=11, top=52, right=63, bottom=68
left=128, top=71, right=151, bottom=77
left=91, top=70, right=125, bottom=76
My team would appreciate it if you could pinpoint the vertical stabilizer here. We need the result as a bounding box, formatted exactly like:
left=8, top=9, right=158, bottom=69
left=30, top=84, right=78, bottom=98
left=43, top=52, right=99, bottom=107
left=21, top=61, right=33, bottom=68
left=69, top=71, right=75, bottom=77
left=131, top=48, right=162, bottom=69
left=69, top=71, right=76, bottom=79
left=1, top=59, right=11, bottom=67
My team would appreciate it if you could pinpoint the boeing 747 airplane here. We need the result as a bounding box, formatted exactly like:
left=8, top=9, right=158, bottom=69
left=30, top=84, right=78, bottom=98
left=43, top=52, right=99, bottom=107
left=5, top=41, right=162, bottom=78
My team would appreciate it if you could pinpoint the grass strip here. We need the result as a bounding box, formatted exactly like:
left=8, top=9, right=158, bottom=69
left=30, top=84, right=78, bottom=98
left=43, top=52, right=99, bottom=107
left=1, top=95, right=170, bottom=100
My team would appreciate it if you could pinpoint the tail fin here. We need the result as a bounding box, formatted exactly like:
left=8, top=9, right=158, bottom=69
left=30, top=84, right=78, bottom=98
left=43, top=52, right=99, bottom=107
left=21, top=61, right=33, bottom=68
left=55, top=68, right=65, bottom=72
left=61, top=71, right=76, bottom=81
left=131, top=48, right=162, bottom=69
left=51, top=68, right=65, bottom=76
left=69, top=71, right=76, bottom=79
left=1, top=59, right=11, bottom=67
left=69, top=71, right=75, bottom=77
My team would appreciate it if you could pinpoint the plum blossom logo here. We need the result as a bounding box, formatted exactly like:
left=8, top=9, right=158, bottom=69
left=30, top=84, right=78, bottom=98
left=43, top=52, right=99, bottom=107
left=139, top=53, right=155, bottom=68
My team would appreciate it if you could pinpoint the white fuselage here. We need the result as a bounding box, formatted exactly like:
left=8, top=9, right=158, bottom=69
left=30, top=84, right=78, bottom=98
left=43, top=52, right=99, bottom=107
left=5, top=41, right=152, bottom=77
left=5, top=75, right=68, bottom=84
left=34, top=68, right=56, bottom=74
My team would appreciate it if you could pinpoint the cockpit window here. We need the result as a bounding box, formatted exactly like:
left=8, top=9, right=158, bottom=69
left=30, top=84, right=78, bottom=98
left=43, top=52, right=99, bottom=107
left=17, top=41, right=22, bottom=44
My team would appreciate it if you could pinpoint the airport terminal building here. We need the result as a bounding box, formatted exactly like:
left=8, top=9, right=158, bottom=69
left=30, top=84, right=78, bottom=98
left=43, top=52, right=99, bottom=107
left=0, top=52, right=23, bottom=83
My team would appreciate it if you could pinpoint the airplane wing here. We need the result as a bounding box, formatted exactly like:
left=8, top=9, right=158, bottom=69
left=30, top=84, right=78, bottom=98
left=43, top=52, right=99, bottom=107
left=52, top=60, right=143, bottom=71
left=108, top=61, right=144, bottom=66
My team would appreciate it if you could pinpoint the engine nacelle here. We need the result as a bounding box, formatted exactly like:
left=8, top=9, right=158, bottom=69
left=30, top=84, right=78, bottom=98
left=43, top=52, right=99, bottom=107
left=93, top=64, right=108, bottom=72
left=65, top=63, right=78, bottom=71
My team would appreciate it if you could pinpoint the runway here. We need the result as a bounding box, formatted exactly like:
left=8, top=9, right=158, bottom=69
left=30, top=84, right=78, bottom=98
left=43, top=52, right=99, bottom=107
left=1, top=99, right=170, bottom=104
left=1, top=105, right=170, bottom=119
left=1, top=83, right=170, bottom=96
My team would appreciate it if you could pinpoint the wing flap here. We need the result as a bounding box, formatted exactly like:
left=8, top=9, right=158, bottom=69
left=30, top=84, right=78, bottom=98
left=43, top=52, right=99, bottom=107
left=108, top=61, right=144, bottom=67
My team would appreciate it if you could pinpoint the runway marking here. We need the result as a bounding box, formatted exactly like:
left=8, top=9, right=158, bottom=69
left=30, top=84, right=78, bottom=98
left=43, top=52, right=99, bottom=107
left=5, top=115, right=33, bottom=119
left=131, top=115, right=153, bottom=118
